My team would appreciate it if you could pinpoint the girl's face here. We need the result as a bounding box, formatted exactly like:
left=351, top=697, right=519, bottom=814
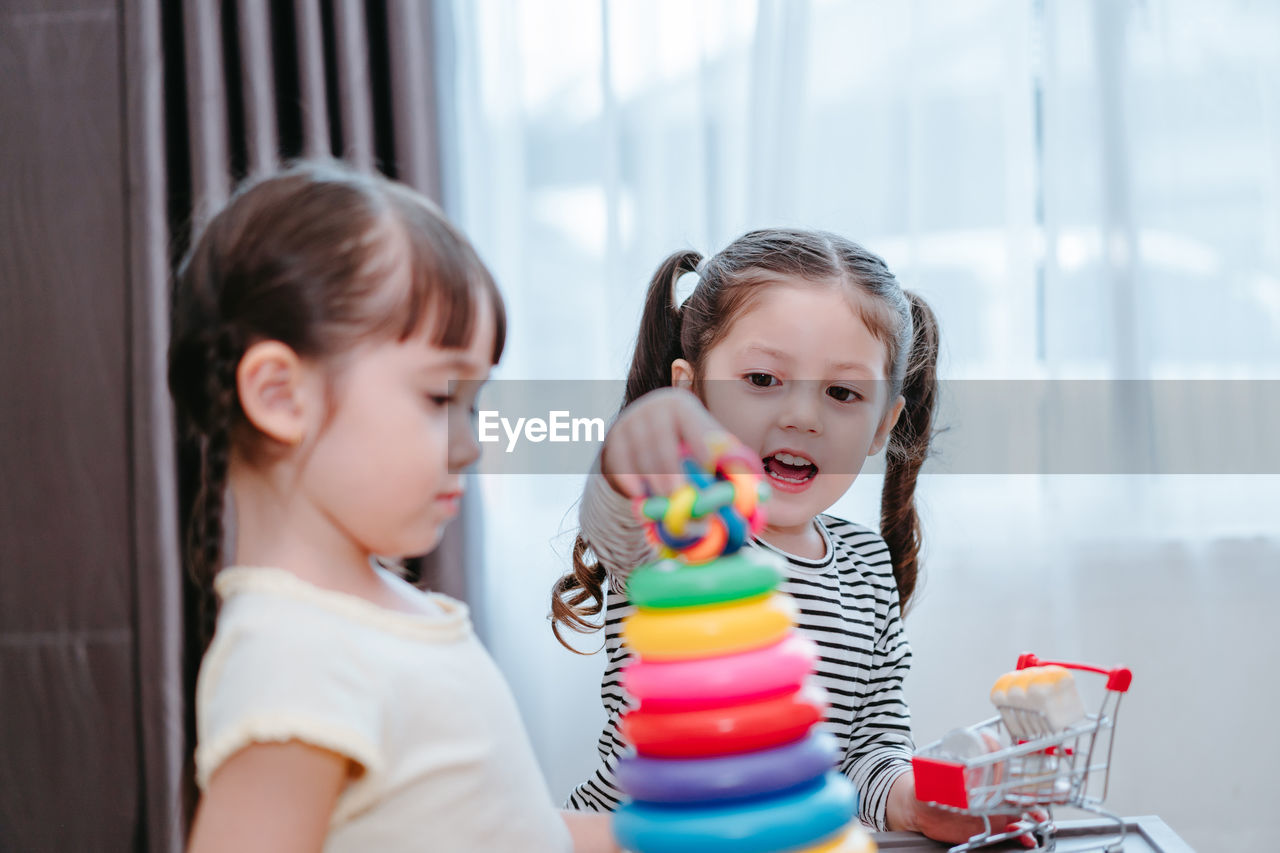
left=679, top=281, right=904, bottom=538
left=298, top=298, right=493, bottom=560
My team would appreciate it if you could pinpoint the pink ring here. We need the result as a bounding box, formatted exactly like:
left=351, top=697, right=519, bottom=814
left=624, top=635, right=817, bottom=712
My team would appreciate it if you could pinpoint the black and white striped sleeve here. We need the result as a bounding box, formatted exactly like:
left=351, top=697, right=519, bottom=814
left=840, top=583, right=915, bottom=830
left=564, top=592, right=636, bottom=812
left=578, top=458, right=657, bottom=590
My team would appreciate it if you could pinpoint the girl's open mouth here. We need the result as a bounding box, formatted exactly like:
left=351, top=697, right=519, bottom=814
left=763, top=451, right=818, bottom=493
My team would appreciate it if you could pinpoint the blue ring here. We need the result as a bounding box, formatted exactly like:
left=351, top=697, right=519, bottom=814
left=614, top=771, right=857, bottom=853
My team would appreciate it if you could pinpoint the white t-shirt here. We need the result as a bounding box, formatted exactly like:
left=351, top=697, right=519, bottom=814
left=196, top=566, right=572, bottom=853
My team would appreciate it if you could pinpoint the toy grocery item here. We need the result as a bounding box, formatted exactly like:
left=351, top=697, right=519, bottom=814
left=913, top=653, right=1134, bottom=853
left=989, top=665, right=1086, bottom=738
left=613, top=443, right=875, bottom=853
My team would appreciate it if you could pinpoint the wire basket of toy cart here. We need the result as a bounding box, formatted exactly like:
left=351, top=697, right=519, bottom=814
left=912, top=653, right=1134, bottom=853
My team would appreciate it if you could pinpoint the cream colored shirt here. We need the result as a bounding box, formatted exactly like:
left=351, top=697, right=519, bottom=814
left=196, top=566, right=572, bottom=853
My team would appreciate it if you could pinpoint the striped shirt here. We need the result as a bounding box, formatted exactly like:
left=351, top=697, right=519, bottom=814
left=564, top=471, right=914, bottom=830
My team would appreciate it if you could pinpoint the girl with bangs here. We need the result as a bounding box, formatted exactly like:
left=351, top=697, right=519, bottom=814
left=172, top=162, right=616, bottom=852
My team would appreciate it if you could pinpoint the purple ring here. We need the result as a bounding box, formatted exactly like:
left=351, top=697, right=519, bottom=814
left=617, top=731, right=839, bottom=804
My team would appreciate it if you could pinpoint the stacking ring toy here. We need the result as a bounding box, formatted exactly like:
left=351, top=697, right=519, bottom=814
left=636, top=450, right=768, bottom=564
left=797, top=825, right=878, bottom=853
left=613, top=771, right=857, bottom=853
left=628, top=550, right=783, bottom=610
left=624, top=634, right=817, bottom=712
left=616, top=441, right=868, bottom=853
left=623, top=594, right=794, bottom=661
left=616, top=731, right=839, bottom=803
left=622, top=686, right=826, bottom=758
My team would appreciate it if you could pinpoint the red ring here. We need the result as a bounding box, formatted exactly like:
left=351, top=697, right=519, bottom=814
left=621, top=687, right=826, bottom=758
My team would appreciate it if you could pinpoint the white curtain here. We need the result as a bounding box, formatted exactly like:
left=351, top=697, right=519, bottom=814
left=438, top=2, right=1279, bottom=849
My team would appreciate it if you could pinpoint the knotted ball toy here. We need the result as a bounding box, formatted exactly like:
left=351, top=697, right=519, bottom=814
left=632, top=442, right=767, bottom=564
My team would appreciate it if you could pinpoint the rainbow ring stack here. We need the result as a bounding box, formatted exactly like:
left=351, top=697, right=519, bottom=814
left=612, top=441, right=876, bottom=853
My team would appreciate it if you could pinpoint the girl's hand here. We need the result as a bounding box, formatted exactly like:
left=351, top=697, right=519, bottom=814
left=560, top=810, right=623, bottom=853
left=888, top=772, right=1047, bottom=847
left=600, top=387, right=747, bottom=498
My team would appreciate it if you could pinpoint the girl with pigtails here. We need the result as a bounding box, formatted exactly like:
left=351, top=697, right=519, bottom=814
left=552, top=229, right=1017, bottom=845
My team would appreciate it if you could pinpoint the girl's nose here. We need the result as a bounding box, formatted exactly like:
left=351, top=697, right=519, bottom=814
left=449, top=409, right=482, bottom=472
left=450, top=432, right=481, bottom=471
left=778, top=381, right=823, bottom=435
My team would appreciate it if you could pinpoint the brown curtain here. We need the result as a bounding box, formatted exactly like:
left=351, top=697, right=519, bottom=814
left=0, top=1, right=457, bottom=849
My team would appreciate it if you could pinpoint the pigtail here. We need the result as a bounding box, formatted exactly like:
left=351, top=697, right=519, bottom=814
left=549, top=537, right=610, bottom=652
left=550, top=250, right=700, bottom=651
left=879, top=291, right=940, bottom=616
left=623, top=249, right=701, bottom=406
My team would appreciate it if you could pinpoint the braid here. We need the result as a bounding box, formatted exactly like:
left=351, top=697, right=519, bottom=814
left=186, top=329, right=240, bottom=649
left=879, top=291, right=940, bottom=616
left=549, top=535, right=609, bottom=653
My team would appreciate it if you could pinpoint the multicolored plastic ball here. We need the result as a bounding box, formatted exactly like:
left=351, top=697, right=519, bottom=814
left=634, top=450, right=769, bottom=564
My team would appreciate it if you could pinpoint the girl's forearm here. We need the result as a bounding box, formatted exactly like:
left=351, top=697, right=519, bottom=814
left=579, top=456, right=655, bottom=581
left=886, top=771, right=920, bottom=833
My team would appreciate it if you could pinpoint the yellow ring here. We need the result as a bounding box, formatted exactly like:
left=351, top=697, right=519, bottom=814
left=623, top=594, right=795, bottom=661
left=797, top=825, right=878, bottom=853
left=663, top=485, right=698, bottom=537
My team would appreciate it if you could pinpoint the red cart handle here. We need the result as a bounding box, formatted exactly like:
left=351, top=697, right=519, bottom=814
left=1016, top=652, right=1132, bottom=693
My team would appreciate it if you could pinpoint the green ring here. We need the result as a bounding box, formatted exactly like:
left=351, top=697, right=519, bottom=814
left=629, top=550, right=784, bottom=609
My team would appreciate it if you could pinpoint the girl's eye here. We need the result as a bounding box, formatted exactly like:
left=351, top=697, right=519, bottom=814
left=746, top=373, right=779, bottom=388
left=827, top=386, right=861, bottom=402
left=427, top=394, right=455, bottom=407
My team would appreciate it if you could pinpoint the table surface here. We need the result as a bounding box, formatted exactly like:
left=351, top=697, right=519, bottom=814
left=870, top=816, right=1194, bottom=852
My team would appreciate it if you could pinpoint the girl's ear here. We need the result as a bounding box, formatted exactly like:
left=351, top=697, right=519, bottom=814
left=671, top=358, right=695, bottom=389
left=869, top=394, right=906, bottom=457
left=236, top=341, right=312, bottom=447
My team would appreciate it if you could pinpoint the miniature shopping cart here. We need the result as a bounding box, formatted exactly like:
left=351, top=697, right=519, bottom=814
left=912, top=653, right=1134, bottom=853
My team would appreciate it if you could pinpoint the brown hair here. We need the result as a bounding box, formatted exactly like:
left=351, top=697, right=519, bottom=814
left=551, top=228, right=939, bottom=648
left=168, top=161, right=504, bottom=643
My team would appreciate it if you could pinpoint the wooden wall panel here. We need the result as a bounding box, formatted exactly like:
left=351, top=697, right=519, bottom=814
left=0, top=1, right=141, bottom=850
